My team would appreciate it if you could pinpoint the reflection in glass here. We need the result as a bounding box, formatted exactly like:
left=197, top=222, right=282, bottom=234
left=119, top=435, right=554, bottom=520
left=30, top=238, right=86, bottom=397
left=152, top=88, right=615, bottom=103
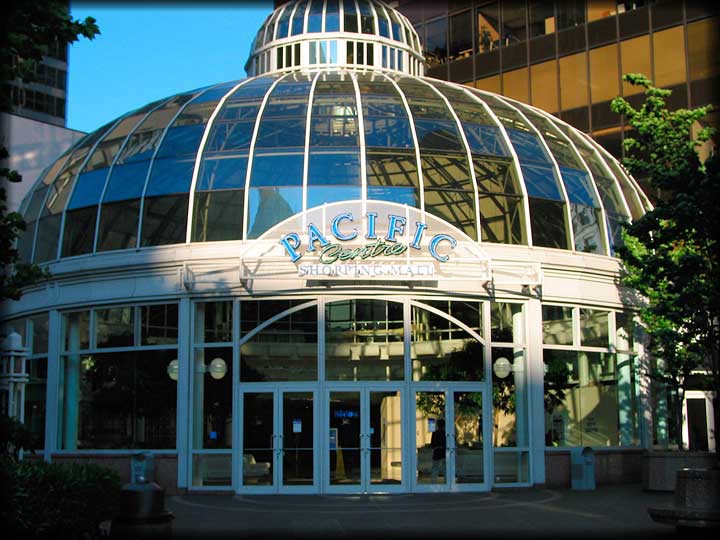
left=454, top=392, right=483, bottom=484
left=196, top=301, right=233, bottom=343
left=544, top=350, right=636, bottom=447
left=192, top=190, right=245, bottom=242
left=366, top=152, right=419, bottom=206
left=415, top=391, right=446, bottom=485
left=542, top=305, right=574, bottom=345
left=283, top=392, right=314, bottom=485
left=141, top=304, right=178, bottom=345
left=193, top=348, right=232, bottom=450
left=96, top=199, right=141, bottom=251
left=243, top=393, right=274, bottom=486
left=411, top=304, right=484, bottom=381
left=492, top=347, right=527, bottom=448
left=369, top=391, right=402, bottom=484
left=25, top=358, right=47, bottom=448
left=193, top=454, right=232, bottom=487
left=580, top=308, right=609, bottom=347
left=528, top=197, right=568, bottom=249
left=240, top=305, right=318, bottom=382
left=96, top=306, right=134, bottom=348
left=326, top=300, right=403, bottom=381
left=140, top=194, right=189, bottom=247
left=60, top=349, right=177, bottom=449
left=329, top=392, right=361, bottom=485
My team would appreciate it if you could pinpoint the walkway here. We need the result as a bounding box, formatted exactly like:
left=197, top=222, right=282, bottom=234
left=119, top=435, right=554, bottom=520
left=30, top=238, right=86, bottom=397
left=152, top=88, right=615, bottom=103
left=165, top=483, right=708, bottom=539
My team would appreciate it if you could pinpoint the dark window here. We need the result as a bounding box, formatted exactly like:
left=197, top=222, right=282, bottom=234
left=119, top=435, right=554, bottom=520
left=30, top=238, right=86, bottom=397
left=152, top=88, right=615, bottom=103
left=619, top=4, right=649, bottom=39
left=425, top=17, right=448, bottom=66
left=343, top=0, right=358, bottom=33
left=529, top=0, right=555, bottom=38
left=450, top=10, right=473, bottom=61
left=34, top=214, right=61, bottom=263
left=588, top=16, right=617, bottom=48
left=528, top=197, right=568, bottom=249
left=141, top=194, right=189, bottom=247
left=366, top=151, right=420, bottom=207
left=62, top=206, right=98, bottom=257
left=97, top=199, right=141, bottom=251
left=556, top=0, right=585, bottom=30
left=192, top=189, right=245, bottom=242
left=358, top=0, right=375, bottom=34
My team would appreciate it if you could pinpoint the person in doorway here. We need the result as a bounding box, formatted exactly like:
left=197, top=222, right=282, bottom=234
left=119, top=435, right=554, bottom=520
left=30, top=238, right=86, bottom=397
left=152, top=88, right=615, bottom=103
left=431, top=418, right=446, bottom=483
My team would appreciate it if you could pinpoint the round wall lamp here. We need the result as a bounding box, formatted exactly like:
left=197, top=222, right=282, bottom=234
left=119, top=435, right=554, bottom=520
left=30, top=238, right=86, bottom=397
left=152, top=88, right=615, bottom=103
left=208, top=357, right=227, bottom=380
left=167, top=359, right=179, bottom=381
left=493, top=357, right=512, bottom=379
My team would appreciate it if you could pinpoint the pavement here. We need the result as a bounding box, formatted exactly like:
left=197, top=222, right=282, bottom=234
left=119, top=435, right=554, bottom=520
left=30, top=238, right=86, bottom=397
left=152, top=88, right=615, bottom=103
left=164, top=483, right=716, bottom=540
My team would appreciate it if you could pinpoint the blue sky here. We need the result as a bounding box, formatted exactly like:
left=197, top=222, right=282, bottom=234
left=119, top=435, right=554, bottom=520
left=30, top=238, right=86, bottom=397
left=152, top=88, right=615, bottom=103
left=67, top=1, right=274, bottom=133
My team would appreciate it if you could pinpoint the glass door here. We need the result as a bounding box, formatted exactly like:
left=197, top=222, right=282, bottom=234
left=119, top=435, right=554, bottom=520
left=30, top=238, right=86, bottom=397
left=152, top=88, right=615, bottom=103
left=413, top=388, right=488, bottom=491
left=240, top=388, right=317, bottom=493
left=326, top=387, right=404, bottom=493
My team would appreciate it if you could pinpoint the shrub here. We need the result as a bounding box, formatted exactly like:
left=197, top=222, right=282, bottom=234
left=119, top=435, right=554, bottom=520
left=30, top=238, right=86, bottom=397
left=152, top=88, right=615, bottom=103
left=2, top=459, right=122, bottom=539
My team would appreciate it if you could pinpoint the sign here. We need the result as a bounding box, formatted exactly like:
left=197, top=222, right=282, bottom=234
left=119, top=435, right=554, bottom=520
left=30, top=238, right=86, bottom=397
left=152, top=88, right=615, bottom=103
left=329, top=428, right=338, bottom=450
left=280, top=211, right=457, bottom=266
left=293, top=419, right=302, bottom=433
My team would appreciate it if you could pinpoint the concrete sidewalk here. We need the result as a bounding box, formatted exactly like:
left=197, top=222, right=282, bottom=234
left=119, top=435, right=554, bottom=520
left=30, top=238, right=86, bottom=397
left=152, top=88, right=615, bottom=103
left=165, top=483, right=710, bottom=540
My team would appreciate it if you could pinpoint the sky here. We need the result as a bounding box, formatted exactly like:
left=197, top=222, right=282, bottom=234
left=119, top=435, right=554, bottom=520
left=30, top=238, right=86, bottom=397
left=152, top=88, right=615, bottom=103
left=67, top=1, right=274, bottom=133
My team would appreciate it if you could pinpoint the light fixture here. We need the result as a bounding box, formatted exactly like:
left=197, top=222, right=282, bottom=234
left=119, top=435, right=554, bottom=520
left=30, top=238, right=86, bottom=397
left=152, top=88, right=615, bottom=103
left=167, top=359, right=179, bottom=381
left=208, top=357, right=227, bottom=379
left=493, top=357, right=512, bottom=379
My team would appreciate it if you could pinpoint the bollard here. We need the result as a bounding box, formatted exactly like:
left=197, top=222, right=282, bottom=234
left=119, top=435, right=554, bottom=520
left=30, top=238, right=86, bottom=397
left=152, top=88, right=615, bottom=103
left=111, top=481, right=174, bottom=539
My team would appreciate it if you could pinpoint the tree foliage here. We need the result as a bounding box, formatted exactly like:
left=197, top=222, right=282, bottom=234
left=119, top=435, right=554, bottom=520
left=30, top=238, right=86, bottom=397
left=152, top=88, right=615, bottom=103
left=611, top=73, right=719, bottom=448
left=1, top=0, right=99, bottom=301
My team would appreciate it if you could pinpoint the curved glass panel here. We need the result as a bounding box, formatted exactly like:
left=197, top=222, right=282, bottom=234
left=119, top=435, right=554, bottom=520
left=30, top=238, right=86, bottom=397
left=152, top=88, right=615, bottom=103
left=397, top=77, right=476, bottom=240
left=430, top=82, right=509, bottom=158
left=291, top=1, right=308, bottom=36
left=474, top=156, right=526, bottom=244
left=386, top=6, right=403, bottom=42
left=376, top=3, right=390, bottom=38
left=307, top=73, right=360, bottom=207
left=191, top=77, right=276, bottom=243
left=326, top=300, right=404, bottom=381
left=343, top=0, right=359, bottom=33
left=411, top=301, right=484, bottom=382
left=325, top=0, right=340, bottom=32
left=247, top=74, right=312, bottom=238
left=357, top=0, right=375, bottom=34
left=276, top=5, right=293, bottom=39
left=240, top=301, right=318, bottom=382
left=357, top=73, right=419, bottom=206
left=307, top=0, right=323, bottom=33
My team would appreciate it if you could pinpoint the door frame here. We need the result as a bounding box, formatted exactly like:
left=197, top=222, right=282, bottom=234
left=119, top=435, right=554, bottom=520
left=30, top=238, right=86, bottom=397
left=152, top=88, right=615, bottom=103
left=237, top=383, right=319, bottom=494
left=323, top=382, right=406, bottom=494
left=411, top=383, right=491, bottom=492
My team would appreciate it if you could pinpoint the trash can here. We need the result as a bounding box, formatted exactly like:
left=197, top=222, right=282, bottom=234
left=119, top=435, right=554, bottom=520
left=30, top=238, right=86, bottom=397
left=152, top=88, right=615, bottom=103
left=570, top=446, right=595, bottom=490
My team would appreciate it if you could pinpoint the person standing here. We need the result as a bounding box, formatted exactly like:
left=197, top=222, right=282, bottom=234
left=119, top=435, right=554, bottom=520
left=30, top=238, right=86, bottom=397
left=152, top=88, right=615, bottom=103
left=431, top=418, right=446, bottom=483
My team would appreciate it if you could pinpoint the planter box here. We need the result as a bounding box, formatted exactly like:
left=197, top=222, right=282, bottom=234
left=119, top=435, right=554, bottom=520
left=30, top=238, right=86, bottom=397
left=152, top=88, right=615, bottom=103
left=642, top=450, right=718, bottom=491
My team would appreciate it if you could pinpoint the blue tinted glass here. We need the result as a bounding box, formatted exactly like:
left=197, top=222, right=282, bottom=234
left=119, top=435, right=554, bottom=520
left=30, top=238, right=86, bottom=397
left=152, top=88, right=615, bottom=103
left=191, top=81, right=238, bottom=103
left=308, top=0, right=323, bottom=32
left=364, top=115, right=414, bottom=148
left=594, top=175, right=627, bottom=216
left=291, top=1, right=308, bottom=35
left=413, top=118, right=462, bottom=151
left=310, top=79, right=359, bottom=147
left=145, top=157, right=195, bottom=196
left=68, top=169, right=109, bottom=209
left=560, top=167, right=597, bottom=207
left=276, top=6, right=292, bottom=38
left=198, top=156, right=249, bottom=191
left=206, top=113, right=260, bottom=152
left=307, top=186, right=361, bottom=208
left=103, top=161, right=151, bottom=203
left=250, top=154, right=304, bottom=187
left=325, top=0, right=340, bottom=31
left=507, top=129, right=552, bottom=164
left=156, top=124, right=205, bottom=157
left=368, top=186, right=417, bottom=206
left=521, top=163, right=564, bottom=200
left=247, top=187, right=303, bottom=239
left=462, top=125, right=510, bottom=157
left=255, top=118, right=307, bottom=149
left=308, top=152, right=360, bottom=186
left=378, top=17, right=390, bottom=37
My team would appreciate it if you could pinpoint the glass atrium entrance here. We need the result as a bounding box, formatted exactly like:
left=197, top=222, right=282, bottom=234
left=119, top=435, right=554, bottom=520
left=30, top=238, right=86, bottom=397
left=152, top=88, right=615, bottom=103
left=189, top=296, right=523, bottom=494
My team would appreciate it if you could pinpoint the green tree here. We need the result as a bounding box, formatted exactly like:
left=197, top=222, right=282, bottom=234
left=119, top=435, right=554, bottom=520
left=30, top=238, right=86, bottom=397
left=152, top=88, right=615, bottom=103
left=611, top=73, right=719, bottom=451
left=1, top=0, right=99, bottom=300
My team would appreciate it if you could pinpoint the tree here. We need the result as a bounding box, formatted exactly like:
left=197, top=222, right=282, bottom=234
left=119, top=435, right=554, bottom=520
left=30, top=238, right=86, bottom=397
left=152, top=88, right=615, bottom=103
left=611, top=73, right=719, bottom=451
left=1, top=0, right=99, bottom=300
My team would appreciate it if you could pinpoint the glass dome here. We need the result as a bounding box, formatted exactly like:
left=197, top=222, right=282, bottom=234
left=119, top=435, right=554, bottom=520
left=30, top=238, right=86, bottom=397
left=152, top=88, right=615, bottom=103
left=18, top=68, right=650, bottom=265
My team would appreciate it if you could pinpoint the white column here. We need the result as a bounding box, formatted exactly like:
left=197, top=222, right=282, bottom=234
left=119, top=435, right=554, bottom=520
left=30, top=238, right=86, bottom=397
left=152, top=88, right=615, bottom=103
left=44, top=310, right=61, bottom=461
left=62, top=315, right=81, bottom=450
left=616, top=318, right=634, bottom=446
left=513, top=306, right=528, bottom=448
left=525, top=298, right=546, bottom=485
left=176, top=297, right=191, bottom=488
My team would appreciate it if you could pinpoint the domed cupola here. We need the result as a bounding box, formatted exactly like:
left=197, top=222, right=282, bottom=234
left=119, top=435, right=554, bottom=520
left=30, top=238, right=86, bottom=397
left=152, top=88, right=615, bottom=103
left=245, top=0, right=424, bottom=76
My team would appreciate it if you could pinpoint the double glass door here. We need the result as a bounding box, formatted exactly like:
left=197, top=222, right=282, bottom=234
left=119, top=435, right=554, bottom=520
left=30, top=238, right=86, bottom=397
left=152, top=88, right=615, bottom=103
left=414, top=388, right=488, bottom=491
left=241, top=388, right=317, bottom=493
left=326, top=387, right=403, bottom=493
